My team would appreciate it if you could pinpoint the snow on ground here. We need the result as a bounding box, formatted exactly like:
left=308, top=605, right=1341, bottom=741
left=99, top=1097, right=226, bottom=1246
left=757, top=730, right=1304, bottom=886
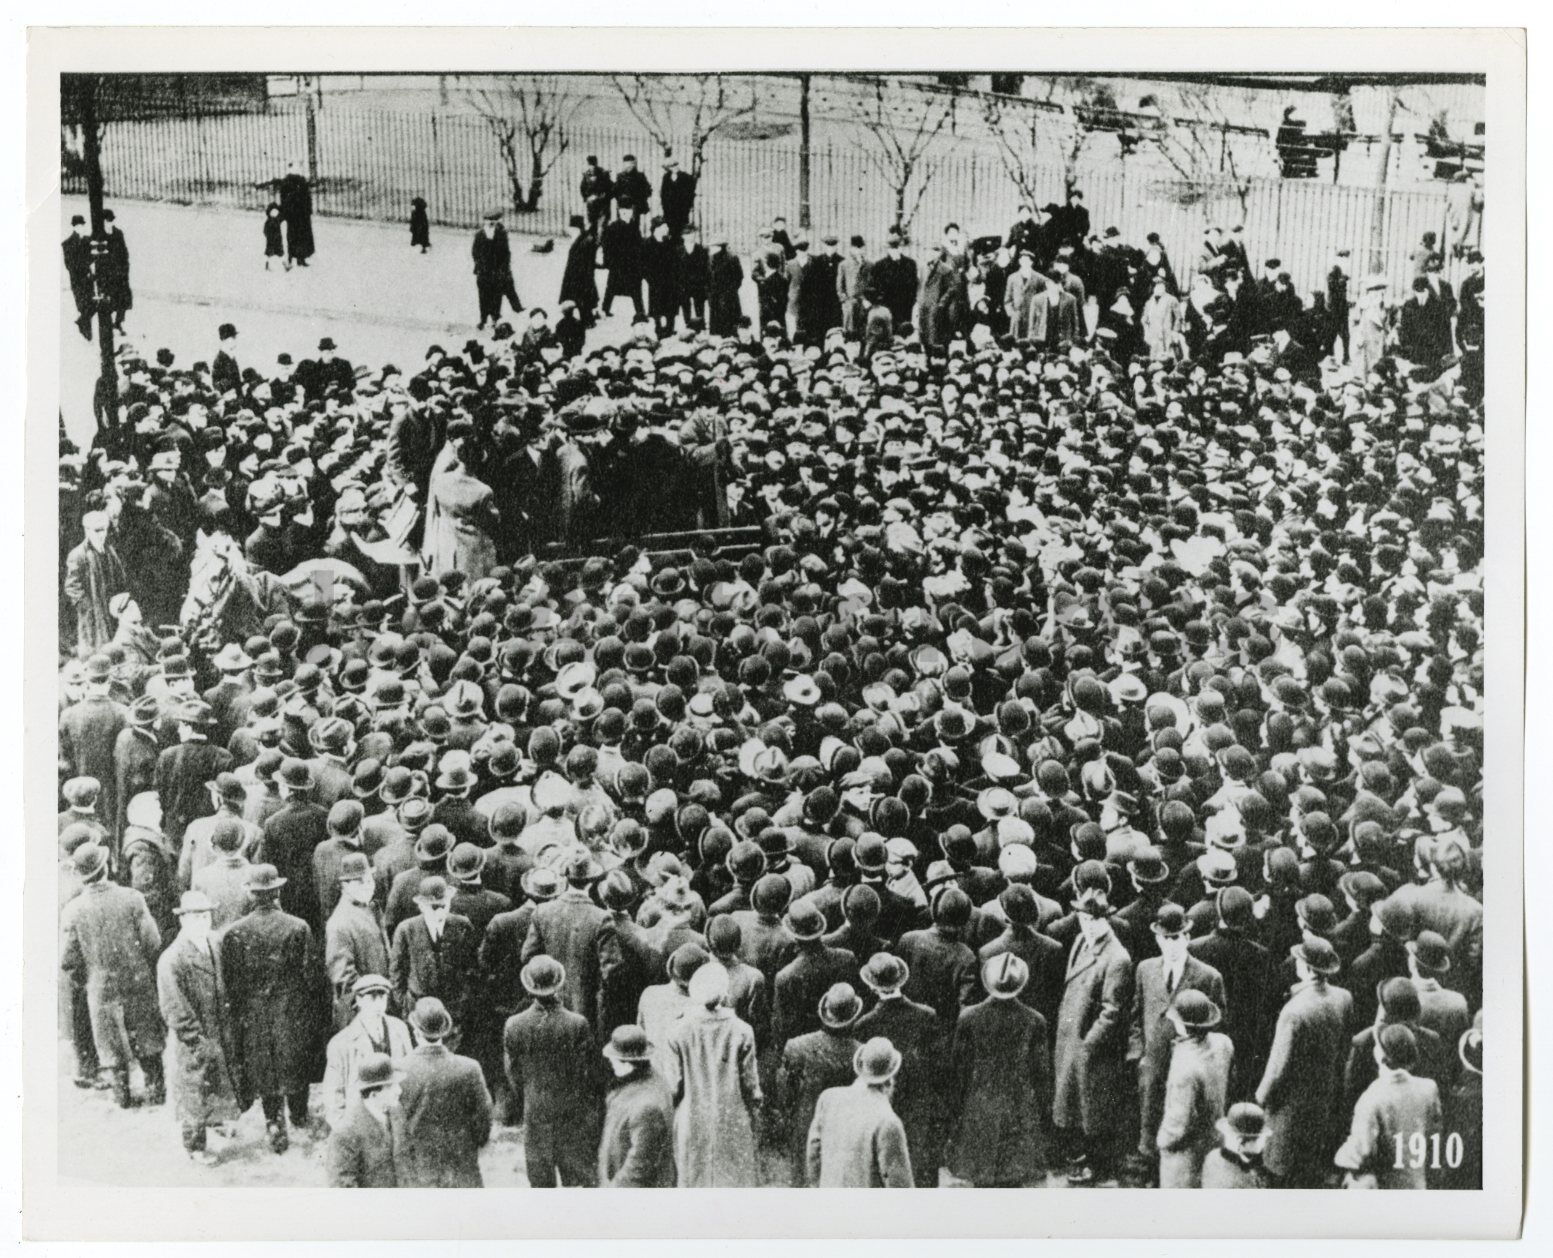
left=56, top=198, right=762, bottom=449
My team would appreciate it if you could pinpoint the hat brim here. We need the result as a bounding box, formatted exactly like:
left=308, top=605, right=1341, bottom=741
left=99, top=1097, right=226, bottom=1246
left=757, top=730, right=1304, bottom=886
left=247, top=876, right=288, bottom=892
left=603, top=1042, right=655, bottom=1063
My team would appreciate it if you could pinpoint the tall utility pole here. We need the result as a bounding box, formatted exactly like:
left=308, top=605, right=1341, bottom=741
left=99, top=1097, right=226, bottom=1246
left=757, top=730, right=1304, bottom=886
left=798, top=73, right=812, bottom=231
left=1367, top=92, right=1400, bottom=276
left=80, top=77, right=117, bottom=433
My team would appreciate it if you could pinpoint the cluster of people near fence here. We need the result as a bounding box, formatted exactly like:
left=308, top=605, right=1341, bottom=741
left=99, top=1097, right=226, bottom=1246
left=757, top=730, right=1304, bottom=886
left=57, top=182, right=1487, bottom=1191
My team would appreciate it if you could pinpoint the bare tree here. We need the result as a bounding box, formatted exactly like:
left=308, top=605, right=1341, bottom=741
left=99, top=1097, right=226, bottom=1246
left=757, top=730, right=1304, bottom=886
left=610, top=74, right=757, bottom=179
left=466, top=75, right=584, bottom=214
left=1025, top=76, right=1118, bottom=193
left=1151, top=85, right=1268, bottom=219
left=849, top=77, right=956, bottom=243
left=979, top=93, right=1050, bottom=210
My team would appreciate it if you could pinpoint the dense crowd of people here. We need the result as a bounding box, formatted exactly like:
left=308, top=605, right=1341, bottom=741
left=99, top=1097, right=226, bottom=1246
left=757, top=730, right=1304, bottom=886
left=57, top=161, right=1486, bottom=1190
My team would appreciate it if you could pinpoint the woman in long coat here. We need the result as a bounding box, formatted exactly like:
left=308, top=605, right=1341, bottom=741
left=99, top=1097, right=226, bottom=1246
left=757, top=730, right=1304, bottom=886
left=945, top=964, right=1052, bottom=1186
left=422, top=423, right=498, bottom=582
left=663, top=964, right=762, bottom=1186
left=708, top=241, right=744, bottom=337
left=278, top=165, right=315, bottom=265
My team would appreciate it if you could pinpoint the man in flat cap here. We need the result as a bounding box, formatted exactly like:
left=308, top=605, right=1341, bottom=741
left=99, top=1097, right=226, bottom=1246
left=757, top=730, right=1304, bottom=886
left=322, top=973, right=411, bottom=1130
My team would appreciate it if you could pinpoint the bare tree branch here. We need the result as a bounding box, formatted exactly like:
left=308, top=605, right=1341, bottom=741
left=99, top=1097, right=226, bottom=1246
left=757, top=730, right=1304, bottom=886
left=611, top=74, right=756, bottom=179
left=849, top=77, right=954, bottom=242
left=465, top=76, right=583, bottom=213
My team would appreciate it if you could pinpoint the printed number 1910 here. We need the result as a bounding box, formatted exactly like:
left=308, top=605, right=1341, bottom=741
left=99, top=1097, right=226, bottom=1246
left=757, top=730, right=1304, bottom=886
left=1394, top=1132, right=1464, bottom=1169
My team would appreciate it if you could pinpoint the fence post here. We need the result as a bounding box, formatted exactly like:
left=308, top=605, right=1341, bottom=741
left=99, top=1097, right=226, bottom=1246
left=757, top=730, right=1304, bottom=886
left=304, top=79, right=319, bottom=186
left=798, top=73, right=812, bottom=231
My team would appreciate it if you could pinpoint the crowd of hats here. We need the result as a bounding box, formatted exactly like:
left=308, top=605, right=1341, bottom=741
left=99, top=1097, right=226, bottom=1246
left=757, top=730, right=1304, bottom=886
left=57, top=222, right=1487, bottom=1188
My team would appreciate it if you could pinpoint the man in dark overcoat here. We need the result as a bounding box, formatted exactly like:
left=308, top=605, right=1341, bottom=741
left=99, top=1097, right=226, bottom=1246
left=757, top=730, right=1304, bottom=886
left=62, top=214, right=93, bottom=339
left=471, top=211, right=522, bottom=329
left=326, top=1053, right=406, bottom=1187
left=325, top=851, right=393, bottom=1026
left=870, top=235, right=919, bottom=330
left=659, top=156, right=697, bottom=235
left=220, top=863, right=324, bottom=1152
left=60, top=842, right=166, bottom=1108
left=520, top=851, right=621, bottom=1038
left=1052, top=881, right=1134, bottom=1185
left=60, top=654, right=128, bottom=821
left=853, top=951, right=945, bottom=1188
left=397, top=997, right=494, bottom=1187
left=777, top=982, right=864, bottom=1185
left=1127, top=903, right=1226, bottom=1183
left=946, top=953, right=1052, bottom=1187
left=1188, top=885, right=1272, bottom=1099
left=389, top=875, right=479, bottom=1032
left=601, top=205, right=645, bottom=318
left=504, top=955, right=604, bottom=1186
left=559, top=214, right=599, bottom=325
left=1254, top=937, right=1353, bottom=1187
left=99, top=209, right=133, bottom=329
left=257, top=757, right=329, bottom=935
left=154, top=698, right=232, bottom=856
left=598, top=1024, right=677, bottom=1187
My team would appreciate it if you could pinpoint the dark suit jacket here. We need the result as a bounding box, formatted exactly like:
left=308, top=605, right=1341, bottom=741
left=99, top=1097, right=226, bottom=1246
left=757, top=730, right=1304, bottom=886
left=778, top=1028, right=861, bottom=1179
left=212, top=349, right=241, bottom=396
left=503, top=1000, right=603, bottom=1140
left=398, top=1042, right=493, bottom=1186
left=978, top=926, right=1065, bottom=1030
left=853, top=994, right=944, bottom=1142
left=521, top=890, right=621, bottom=1034
left=1189, top=926, right=1271, bottom=1080
left=327, top=1101, right=404, bottom=1187
left=771, top=943, right=859, bottom=1050
left=390, top=913, right=478, bottom=1022
left=896, top=928, right=977, bottom=1025
left=258, top=799, right=329, bottom=932
left=155, top=739, right=234, bottom=844
left=599, top=1070, right=676, bottom=1186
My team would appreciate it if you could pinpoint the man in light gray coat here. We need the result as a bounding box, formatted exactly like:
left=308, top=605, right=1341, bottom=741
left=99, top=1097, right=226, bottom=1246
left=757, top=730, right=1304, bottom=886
left=805, top=1036, right=914, bottom=1187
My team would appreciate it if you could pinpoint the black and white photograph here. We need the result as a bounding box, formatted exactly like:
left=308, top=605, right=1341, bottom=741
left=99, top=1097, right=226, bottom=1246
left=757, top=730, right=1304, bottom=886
left=22, top=22, right=1528, bottom=1242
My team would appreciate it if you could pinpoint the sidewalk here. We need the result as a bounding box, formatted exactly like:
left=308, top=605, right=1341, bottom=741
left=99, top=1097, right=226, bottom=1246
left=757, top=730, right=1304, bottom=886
left=57, top=198, right=758, bottom=446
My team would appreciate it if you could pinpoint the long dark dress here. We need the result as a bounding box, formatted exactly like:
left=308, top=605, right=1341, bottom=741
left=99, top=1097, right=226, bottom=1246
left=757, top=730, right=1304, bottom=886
left=279, top=173, right=316, bottom=263
left=410, top=199, right=431, bottom=249
left=709, top=248, right=745, bottom=336
left=559, top=231, right=599, bottom=322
